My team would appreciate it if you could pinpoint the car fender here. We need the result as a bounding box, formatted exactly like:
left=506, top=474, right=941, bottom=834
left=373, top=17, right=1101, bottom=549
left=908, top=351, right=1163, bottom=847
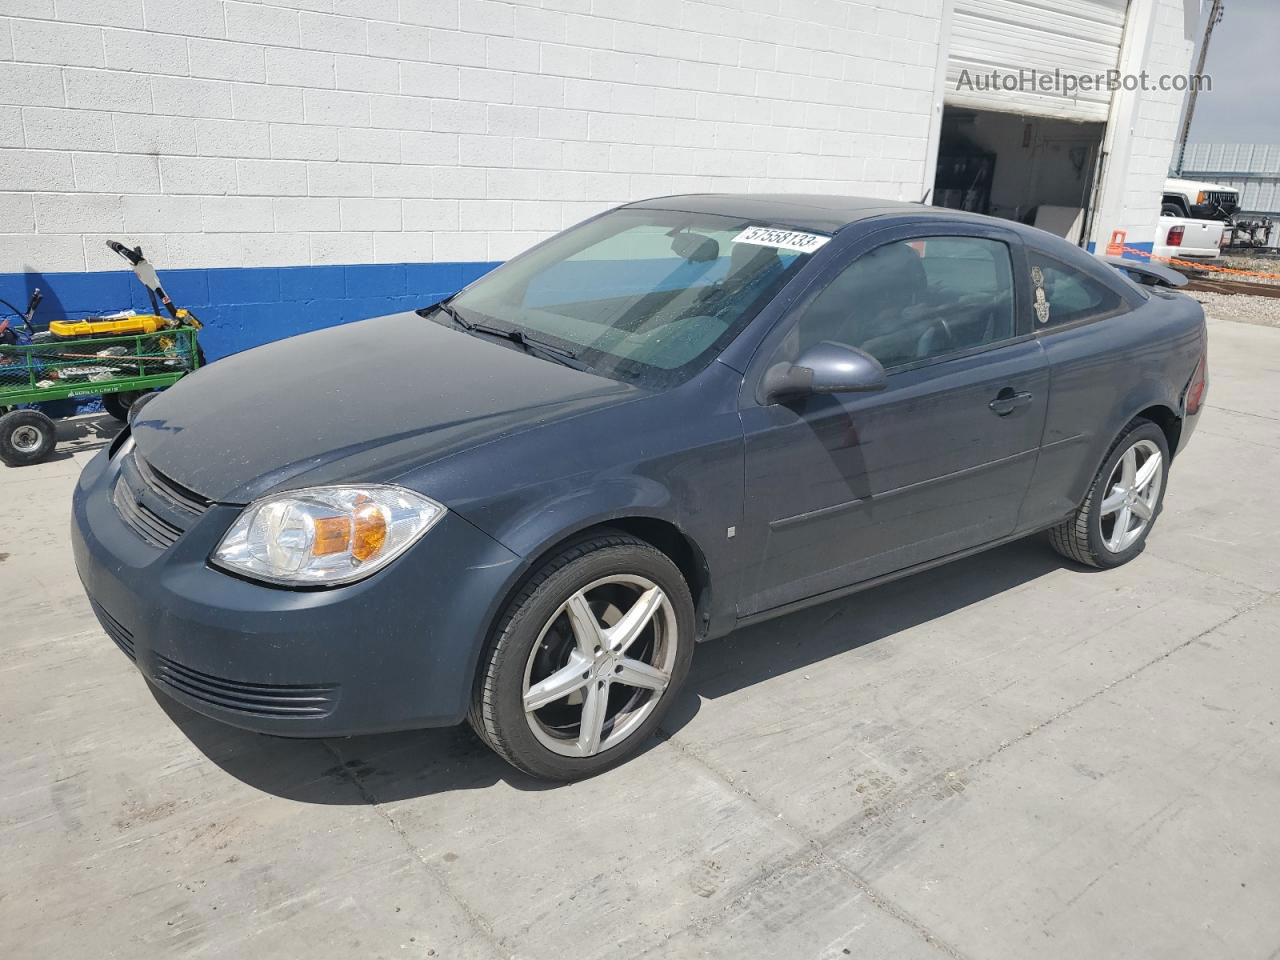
left=448, top=479, right=711, bottom=688
left=1070, top=379, right=1183, bottom=504
left=484, top=474, right=680, bottom=562
left=400, top=362, right=746, bottom=648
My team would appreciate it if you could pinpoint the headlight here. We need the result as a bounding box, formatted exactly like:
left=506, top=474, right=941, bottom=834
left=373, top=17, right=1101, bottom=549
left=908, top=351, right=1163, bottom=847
left=212, top=485, right=445, bottom=587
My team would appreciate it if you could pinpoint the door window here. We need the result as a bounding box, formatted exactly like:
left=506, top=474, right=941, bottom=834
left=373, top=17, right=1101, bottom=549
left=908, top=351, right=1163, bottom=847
left=1028, top=255, right=1126, bottom=328
left=791, top=236, right=1016, bottom=369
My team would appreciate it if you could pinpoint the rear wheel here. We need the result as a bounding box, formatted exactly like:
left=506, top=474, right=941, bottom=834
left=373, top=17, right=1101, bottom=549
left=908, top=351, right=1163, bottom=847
left=0, top=409, right=57, bottom=466
left=1049, top=420, right=1169, bottom=568
left=102, top=390, right=144, bottom=422
left=469, top=533, right=695, bottom=781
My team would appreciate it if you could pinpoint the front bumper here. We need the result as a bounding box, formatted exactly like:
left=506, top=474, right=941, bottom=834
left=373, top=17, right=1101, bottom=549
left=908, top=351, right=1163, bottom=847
left=71, top=444, right=521, bottom=736
left=1187, top=203, right=1236, bottom=220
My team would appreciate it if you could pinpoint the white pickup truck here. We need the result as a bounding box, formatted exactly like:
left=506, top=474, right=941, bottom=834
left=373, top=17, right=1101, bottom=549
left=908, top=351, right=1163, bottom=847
left=1155, top=176, right=1233, bottom=262
left=1153, top=215, right=1225, bottom=261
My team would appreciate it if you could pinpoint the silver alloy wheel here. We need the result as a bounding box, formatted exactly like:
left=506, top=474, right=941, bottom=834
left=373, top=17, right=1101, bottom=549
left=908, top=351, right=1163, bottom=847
left=1100, top=438, right=1164, bottom=553
left=11, top=424, right=44, bottom=454
left=522, top=573, right=678, bottom=758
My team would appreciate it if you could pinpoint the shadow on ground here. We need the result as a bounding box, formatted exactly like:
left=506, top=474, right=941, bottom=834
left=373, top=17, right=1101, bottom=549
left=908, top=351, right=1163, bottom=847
left=56, top=413, right=122, bottom=458
left=160, top=536, right=1081, bottom=803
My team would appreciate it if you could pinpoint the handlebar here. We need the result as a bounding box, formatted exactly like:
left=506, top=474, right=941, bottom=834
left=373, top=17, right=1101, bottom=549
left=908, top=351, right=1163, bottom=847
left=106, top=240, right=144, bottom=266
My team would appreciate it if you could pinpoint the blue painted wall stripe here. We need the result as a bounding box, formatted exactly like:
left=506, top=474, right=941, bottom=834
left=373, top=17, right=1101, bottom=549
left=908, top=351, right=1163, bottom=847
left=0, top=260, right=500, bottom=363
left=1085, top=240, right=1155, bottom=258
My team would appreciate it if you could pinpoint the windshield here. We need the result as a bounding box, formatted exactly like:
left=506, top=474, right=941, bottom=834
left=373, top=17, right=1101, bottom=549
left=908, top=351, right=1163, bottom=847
left=439, top=208, right=821, bottom=387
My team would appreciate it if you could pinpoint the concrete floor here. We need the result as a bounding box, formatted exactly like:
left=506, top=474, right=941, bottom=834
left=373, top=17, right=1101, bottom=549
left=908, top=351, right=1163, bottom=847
left=3, top=314, right=1278, bottom=960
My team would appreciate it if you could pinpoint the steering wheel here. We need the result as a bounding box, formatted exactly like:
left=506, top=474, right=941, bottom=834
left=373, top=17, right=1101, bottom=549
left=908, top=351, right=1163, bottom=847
left=916, top=317, right=954, bottom=358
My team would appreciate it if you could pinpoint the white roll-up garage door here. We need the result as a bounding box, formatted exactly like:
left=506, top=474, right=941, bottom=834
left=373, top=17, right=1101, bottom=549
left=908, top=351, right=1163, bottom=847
left=945, top=0, right=1129, bottom=122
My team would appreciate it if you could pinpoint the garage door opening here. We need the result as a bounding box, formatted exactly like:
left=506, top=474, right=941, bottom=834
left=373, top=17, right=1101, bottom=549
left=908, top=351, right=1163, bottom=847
left=932, top=107, right=1106, bottom=247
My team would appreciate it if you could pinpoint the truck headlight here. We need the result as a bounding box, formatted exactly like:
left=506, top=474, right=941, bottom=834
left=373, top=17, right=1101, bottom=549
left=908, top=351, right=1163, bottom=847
left=212, top=485, right=445, bottom=587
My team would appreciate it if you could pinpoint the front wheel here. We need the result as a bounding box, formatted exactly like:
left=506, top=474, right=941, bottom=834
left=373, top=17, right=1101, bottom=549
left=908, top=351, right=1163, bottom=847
left=0, top=409, right=58, bottom=466
left=469, top=533, right=695, bottom=781
left=1049, top=420, right=1170, bottom=568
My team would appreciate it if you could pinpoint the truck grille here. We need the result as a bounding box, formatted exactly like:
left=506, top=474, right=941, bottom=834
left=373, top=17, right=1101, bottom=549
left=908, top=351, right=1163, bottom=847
left=1203, top=191, right=1237, bottom=212
left=153, top=652, right=338, bottom=718
left=112, top=449, right=210, bottom=548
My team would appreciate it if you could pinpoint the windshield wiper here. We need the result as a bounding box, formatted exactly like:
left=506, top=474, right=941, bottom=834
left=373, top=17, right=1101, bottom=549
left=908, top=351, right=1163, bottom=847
left=421, top=301, right=590, bottom=371
left=418, top=299, right=470, bottom=329
left=488, top=326, right=591, bottom=371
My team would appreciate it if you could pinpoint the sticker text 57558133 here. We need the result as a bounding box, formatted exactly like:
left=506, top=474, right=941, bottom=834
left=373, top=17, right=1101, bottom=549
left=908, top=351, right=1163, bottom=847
left=732, top=226, right=831, bottom=254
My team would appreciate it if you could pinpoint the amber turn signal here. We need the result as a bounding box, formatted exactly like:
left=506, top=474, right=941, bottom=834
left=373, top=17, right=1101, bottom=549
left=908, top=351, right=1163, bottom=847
left=351, top=502, right=388, bottom=563
left=312, top=515, right=350, bottom=556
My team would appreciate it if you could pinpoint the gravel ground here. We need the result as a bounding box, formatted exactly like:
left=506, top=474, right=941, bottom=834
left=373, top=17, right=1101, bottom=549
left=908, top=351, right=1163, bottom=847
left=1193, top=290, right=1280, bottom=329
left=1219, top=254, right=1280, bottom=285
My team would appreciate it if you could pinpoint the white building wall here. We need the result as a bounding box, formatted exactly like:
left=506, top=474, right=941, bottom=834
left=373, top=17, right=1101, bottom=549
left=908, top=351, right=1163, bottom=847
left=945, top=0, right=1128, bottom=123
left=1089, top=0, right=1198, bottom=251
left=0, top=0, right=945, bottom=276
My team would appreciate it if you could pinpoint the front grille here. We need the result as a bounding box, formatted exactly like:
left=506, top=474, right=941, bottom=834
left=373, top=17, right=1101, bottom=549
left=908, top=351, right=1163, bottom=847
left=1204, top=191, right=1237, bottom=211
left=91, top=601, right=135, bottom=661
left=113, top=477, right=184, bottom=547
left=113, top=450, right=210, bottom=549
left=132, top=451, right=210, bottom=516
left=153, top=652, right=338, bottom=718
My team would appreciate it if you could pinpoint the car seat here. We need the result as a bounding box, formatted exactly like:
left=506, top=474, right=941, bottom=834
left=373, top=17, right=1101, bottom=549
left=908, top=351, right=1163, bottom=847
left=800, top=242, right=927, bottom=362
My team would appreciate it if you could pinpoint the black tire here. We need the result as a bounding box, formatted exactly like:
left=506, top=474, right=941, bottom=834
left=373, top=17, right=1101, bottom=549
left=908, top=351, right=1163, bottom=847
left=469, top=532, right=695, bottom=781
left=1049, top=419, right=1170, bottom=569
left=0, top=409, right=58, bottom=466
left=1160, top=202, right=1185, bottom=218
left=102, top=390, right=143, bottom=422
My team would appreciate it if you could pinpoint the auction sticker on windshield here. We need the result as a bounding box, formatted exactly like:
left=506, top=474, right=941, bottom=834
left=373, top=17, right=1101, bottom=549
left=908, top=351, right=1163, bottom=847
left=733, top=226, right=831, bottom=253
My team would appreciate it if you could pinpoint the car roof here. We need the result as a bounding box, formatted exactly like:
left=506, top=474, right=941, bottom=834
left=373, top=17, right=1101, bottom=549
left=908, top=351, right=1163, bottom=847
left=623, top=193, right=1029, bottom=236
left=622, top=193, right=1128, bottom=276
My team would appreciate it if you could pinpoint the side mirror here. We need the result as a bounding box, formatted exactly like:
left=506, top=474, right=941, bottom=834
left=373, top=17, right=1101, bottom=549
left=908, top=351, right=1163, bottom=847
left=763, top=341, right=887, bottom=402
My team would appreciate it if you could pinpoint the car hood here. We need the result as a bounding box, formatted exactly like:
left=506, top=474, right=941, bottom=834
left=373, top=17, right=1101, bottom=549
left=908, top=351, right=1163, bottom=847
left=1165, top=177, right=1236, bottom=195
left=131, top=311, right=642, bottom=503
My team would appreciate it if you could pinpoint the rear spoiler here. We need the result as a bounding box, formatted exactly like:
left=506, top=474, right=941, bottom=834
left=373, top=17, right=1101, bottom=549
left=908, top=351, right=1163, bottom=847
left=1103, top=256, right=1188, bottom=289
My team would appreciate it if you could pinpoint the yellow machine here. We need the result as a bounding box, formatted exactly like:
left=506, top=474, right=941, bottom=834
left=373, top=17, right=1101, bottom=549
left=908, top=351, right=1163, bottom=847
left=49, top=242, right=203, bottom=340
left=49, top=307, right=198, bottom=338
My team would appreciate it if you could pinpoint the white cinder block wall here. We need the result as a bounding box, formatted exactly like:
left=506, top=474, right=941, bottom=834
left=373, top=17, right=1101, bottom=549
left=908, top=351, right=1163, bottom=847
left=1079, top=0, right=1201, bottom=260
left=0, top=0, right=943, bottom=277
left=1110, top=0, right=1198, bottom=247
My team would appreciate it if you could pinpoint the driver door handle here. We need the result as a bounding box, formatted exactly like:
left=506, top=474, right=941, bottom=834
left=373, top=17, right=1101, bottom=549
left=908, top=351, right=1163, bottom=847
left=989, top=388, right=1033, bottom=416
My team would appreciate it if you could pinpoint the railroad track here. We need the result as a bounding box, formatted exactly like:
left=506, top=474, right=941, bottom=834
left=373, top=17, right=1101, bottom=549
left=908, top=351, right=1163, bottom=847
left=1180, top=273, right=1280, bottom=299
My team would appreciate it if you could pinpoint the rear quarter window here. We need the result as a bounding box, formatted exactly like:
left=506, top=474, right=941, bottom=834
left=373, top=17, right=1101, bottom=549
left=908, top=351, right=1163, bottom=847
left=1028, top=254, right=1129, bottom=329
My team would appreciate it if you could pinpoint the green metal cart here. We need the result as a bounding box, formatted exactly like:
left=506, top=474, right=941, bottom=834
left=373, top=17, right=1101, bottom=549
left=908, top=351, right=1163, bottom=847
left=0, top=242, right=204, bottom=466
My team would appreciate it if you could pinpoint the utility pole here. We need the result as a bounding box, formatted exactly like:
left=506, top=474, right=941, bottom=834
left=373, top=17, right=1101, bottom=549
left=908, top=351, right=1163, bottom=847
left=1174, top=0, right=1224, bottom=175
